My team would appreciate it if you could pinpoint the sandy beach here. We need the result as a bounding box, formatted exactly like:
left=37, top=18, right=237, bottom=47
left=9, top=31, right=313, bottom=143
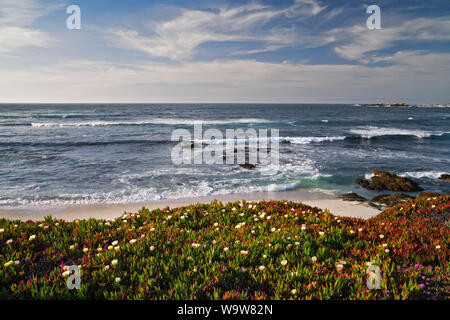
left=0, top=189, right=381, bottom=222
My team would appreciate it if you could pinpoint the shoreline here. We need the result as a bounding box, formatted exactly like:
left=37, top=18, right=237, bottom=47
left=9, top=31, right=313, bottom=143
left=0, top=189, right=381, bottom=221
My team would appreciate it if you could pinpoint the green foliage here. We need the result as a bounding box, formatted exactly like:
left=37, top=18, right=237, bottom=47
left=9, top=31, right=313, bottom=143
left=0, top=197, right=448, bottom=300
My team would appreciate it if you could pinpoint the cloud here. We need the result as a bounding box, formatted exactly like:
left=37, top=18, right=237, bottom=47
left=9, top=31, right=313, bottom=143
left=107, top=1, right=327, bottom=60
left=0, top=0, right=57, bottom=53
left=331, top=16, right=450, bottom=62
left=1, top=51, right=449, bottom=103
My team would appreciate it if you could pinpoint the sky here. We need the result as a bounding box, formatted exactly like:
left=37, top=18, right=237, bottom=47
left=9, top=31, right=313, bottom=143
left=0, top=0, right=449, bottom=104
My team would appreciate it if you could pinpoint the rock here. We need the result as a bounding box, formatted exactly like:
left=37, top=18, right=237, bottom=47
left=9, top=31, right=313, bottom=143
left=355, top=170, right=423, bottom=192
left=239, top=163, right=256, bottom=170
left=339, top=192, right=368, bottom=202
left=416, top=191, right=444, bottom=199
left=371, top=194, right=414, bottom=207
left=439, top=174, right=450, bottom=181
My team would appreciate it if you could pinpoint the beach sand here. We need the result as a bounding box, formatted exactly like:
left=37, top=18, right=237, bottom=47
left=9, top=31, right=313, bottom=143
left=0, top=189, right=381, bottom=221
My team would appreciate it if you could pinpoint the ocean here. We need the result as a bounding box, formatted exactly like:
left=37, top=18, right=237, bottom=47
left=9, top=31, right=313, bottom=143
left=0, top=103, right=449, bottom=209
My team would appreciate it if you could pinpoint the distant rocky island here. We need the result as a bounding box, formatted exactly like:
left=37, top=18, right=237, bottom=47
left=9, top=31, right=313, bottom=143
left=359, top=102, right=412, bottom=107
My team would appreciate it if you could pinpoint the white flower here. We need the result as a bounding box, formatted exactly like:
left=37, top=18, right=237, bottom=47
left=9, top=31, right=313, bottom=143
left=115, top=277, right=121, bottom=283
left=385, top=249, right=390, bottom=253
left=266, top=216, right=271, bottom=220
left=129, top=239, right=137, bottom=244
left=311, top=256, right=317, bottom=263
left=379, top=234, right=384, bottom=239
left=105, top=265, right=110, bottom=271
left=111, top=240, right=118, bottom=246
left=291, top=289, right=297, bottom=295
left=191, top=243, right=201, bottom=248
left=6, top=239, right=13, bottom=244
left=258, top=265, right=266, bottom=271
left=319, top=231, right=324, bottom=236
left=62, top=270, right=70, bottom=277
left=336, top=264, right=344, bottom=271
left=281, top=260, right=288, bottom=266
left=150, top=246, right=155, bottom=251
left=0, top=228, right=4, bottom=234
left=382, top=243, right=388, bottom=248
left=358, top=228, right=363, bottom=232
left=111, top=259, right=118, bottom=266
left=83, top=247, right=89, bottom=253
left=436, top=245, right=441, bottom=250
left=240, top=250, right=248, bottom=255
left=29, top=235, right=36, bottom=241
left=350, top=230, right=355, bottom=234
left=224, top=247, right=229, bottom=252
left=271, top=227, right=276, bottom=232
left=214, top=223, right=218, bottom=227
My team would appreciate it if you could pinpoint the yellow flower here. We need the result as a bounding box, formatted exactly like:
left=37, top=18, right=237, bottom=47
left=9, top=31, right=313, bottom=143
left=111, top=259, right=118, bottom=266
left=0, top=228, right=4, bottom=234
left=240, top=250, right=248, bottom=255
left=29, top=235, right=36, bottom=241
left=115, top=277, right=121, bottom=283
left=83, top=248, right=89, bottom=253
left=291, top=289, right=297, bottom=295
left=108, top=245, right=113, bottom=250
left=4, top=261, right=13, bottom=267
left=114, top=246, right=120, bottom=251
left=436, top=245, right=441, bottom=250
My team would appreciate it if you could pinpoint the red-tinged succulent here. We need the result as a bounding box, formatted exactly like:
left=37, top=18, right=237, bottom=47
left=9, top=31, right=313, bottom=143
left=0, top=196, right=448, bottom=300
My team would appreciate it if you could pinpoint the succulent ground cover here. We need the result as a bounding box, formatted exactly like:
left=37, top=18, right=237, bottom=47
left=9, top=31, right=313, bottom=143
left=1, top=196, right=448, bottom=300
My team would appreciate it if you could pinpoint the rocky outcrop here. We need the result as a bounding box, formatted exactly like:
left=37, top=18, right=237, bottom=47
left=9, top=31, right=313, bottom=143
left=356, top=170, right=423, bottom=192
left=371, top=194, right=414, bottom=207
left=439, top=174, right=450, bottom=181
left=339, top=192, right=368, bottom=202
left=416, top=191, right=444, bottom=199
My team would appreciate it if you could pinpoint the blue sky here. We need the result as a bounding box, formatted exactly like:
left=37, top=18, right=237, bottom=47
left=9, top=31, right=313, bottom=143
left=1, top=0, right=450, bottom=103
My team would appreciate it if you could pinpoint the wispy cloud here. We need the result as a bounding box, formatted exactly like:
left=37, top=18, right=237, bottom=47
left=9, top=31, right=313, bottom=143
left=107, top=1, right=327, bottom=60
left=0, top=0, right=58, bottom=53
left=330, top=16, right=450, bottom=62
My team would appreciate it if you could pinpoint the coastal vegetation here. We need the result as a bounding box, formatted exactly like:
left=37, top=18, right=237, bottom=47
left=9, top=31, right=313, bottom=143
left=0, top=196, right=448, bottom=300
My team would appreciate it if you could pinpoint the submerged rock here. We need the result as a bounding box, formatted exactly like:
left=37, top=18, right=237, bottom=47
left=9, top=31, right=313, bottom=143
left=356, top=170, right=423, bottom=192
left=439, top=174, right=450, bottom=181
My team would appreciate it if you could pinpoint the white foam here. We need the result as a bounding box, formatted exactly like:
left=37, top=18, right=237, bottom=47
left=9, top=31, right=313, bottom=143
left=284, top=136, right=346, bottom=144
left=400, top=171, right=446, bottom=180
left=31, top=118, right=274, bottom=128
left=349, top=126, right=445, bottom=139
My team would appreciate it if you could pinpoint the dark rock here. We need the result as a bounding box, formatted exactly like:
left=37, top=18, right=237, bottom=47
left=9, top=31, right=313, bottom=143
left=355, top=170, right=423, bottom=192
left=239, top=163, right=256, bottom=170
left=416, top=191, right=444, bottom=199
left=339, top=192, right=368, bottom=202
left=439, top=174, right=450, bottom=181
left=371, top=193, right=414, bottom=207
